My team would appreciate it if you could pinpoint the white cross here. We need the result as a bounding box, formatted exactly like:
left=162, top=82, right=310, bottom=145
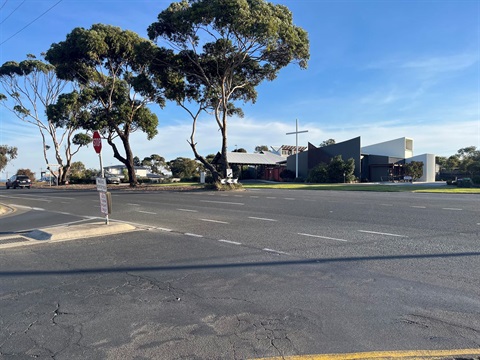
left=286, top=119, right=308, bottom=179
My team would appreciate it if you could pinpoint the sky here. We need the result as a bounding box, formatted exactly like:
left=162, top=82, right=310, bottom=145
left=0, top=0, right=479, bottom=179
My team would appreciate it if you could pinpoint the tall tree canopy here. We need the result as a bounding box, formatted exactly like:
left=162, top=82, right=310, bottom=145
left=148, top=0, right=309, bottom=182
left=46, top=24, right=166, bottom=186
left=0, top=145, right=17, bottom=173
left=0, top=54, right=89, bottom=184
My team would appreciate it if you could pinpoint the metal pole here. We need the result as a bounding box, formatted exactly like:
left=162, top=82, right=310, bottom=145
left=295, top=119, right=299, bottom=178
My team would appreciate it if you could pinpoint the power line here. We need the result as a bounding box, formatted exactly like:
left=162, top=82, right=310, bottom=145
left=0, top=0, right=25, bottom=25
left=0, top=1, right=9, bottom=11
left=0, top=0, right=63, bottom=46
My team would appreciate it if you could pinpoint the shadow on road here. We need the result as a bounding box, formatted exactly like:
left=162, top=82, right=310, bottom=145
left=1, top=251, right=479, bottom=277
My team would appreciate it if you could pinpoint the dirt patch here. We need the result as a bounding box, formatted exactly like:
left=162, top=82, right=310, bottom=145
left=33, top=183, right=205, bottom=192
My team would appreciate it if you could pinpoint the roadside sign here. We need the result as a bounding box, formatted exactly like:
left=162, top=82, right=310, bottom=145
left=93, top=131, right=102, bottom=154
left=96, top=177, right=107, bottom=192
left=99, top=191, right=111, bottom=215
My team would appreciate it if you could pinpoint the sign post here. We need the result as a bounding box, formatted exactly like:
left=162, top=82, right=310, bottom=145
left=93, top=131, right=110, bottom=224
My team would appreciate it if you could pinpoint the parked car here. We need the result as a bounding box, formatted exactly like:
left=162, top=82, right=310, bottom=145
left=6, top=175, right=32, bottom=189
left=106, top=175, right=121, bottom=185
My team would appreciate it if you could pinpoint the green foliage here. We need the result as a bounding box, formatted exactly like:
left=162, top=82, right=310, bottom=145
left=168, top=157, right=199, bottom=179
left=404, top=161, right=424, bottom=181
left=16, top=168, right=35, bottom=181
left=319, top=139, right=335, bottom=147
left=457, top=178, right=473, bottom=188
left=0, top=145, right=17, bottom=172
left=307, top=156, right=355, bottom=183
left=46, top=24, right=163, bottom=186
left=307, top=163, right=328, bottom=183
left=280, top=169, right=296, bottom=181
left=0, top=54, right=78, bottom=184
left=142, top=154, right=167, bottom=174
left=255, top=145, right=269, bottom=152
left=233, top=148, right=247, bottom=153
left=69, top=161, right=86, bottom=178
left=148, top=0, right=309, bottom=180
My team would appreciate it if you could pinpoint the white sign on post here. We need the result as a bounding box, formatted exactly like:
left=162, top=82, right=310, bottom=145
left=96, top=177, right=107, bottom=192
left=99, top=192, right=109, bottom=215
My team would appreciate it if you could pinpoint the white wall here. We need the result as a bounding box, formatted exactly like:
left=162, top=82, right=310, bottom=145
left=406, top=153, right=436, bottom=182
left=361, top=137, right=413, bottom=158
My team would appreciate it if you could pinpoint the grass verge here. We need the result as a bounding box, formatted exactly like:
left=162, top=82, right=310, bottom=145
left=242, top=183, right=480, bottom=193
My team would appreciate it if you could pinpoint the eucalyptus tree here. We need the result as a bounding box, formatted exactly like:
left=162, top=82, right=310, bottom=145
left=148, top=0, right=309, bottom=182
left=46, top=24, right=166, bottom=186
left=0, top=54, right=89, bottom=184
left=0, top=145, right=17, bottom=173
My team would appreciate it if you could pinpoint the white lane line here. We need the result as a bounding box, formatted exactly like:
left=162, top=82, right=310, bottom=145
left=263, top=248, right=290, bottom=255
left=358, top=230, right=406, bottom=237
left=219, top=239, right=242, bottom=245
left=57, top=212, right=72, bottom=215
left=442, top=208, right=463, bottom=211
left=266, top=197, right=277, bottom=199
left=185, top=233, right=203, bottom=238
left=284, top=198, right=295, bottom=200
left=177, top=208, right=198, bottom=212
left=200, top=200, right=244, bottom=206
left=233, top=195, right=243, bottom=197
left=250, top=196, right=259, bottom=198
left=410, top=206, right=426, bottom=209
left=248, top=216, right=278, bottom=222
left=200, top=219, right=230, bottom=224
left=127, top=203, right=140, bottom=206
left=298, top=233, right=348, bottom=242
left=137, top=210, right=157, bottom=215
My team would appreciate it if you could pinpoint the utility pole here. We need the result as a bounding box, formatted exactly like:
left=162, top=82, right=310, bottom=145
left=286, top=119, right=308, bottom=179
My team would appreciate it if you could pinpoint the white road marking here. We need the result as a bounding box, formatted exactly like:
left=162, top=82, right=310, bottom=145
left=410, top=206, right=426, bottom=209
left=185, top=233, right=203, bottom=238
left=263, top=248, right=290, bottom=255
left=200, top=200, right=244, bottom=205
left=233, top=195, right=243, bottom=197
left=127, top=203, right=140, bottom=206
left=298, top=233, right=348, bottom=242
left=358, top=230, right=406, bottom=237
left=266, top=197, right=277, bottom=199
left=218, top=239, right=241, bottom=245
left=442, top=208, right=463, bottom=211
left=248, top=216, right=278, bottom=222
left=137, top=210, right=157, bottom=215
left=284, top=198, right=295, bottom=200
left=200, top=219, right=229, bottom=224
left=58, top=212, right=72, bottom=215
left=250, top=196, right=259, bottom=198
left=177, top=208, right=198, bottom=212
left=156, top=227, right=172, bottom=232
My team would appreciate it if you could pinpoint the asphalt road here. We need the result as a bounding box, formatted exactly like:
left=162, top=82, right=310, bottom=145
left=0, top=187, right=479, bottom=359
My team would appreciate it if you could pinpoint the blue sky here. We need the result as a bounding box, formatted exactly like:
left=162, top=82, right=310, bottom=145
left=0, top=0, right=478, bottom=178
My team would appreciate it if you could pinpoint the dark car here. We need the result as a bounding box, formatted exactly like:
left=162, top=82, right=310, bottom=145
left=6, top=175, right=32, bottom=189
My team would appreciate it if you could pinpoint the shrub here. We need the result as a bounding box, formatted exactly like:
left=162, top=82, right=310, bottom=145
left=280, top=169, right=296, bottom=181
left=457, top=178, right=473, bottom=188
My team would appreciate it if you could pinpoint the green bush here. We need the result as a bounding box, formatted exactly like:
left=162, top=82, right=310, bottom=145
left=280, top=169, right=296, bottom=181
left=472, top=175, right=480, bottom=185
left=457, top=178, right=473, bottom=188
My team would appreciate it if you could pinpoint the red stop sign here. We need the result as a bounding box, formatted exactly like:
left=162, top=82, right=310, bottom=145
left=92, top=131, right=102, bottom=154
